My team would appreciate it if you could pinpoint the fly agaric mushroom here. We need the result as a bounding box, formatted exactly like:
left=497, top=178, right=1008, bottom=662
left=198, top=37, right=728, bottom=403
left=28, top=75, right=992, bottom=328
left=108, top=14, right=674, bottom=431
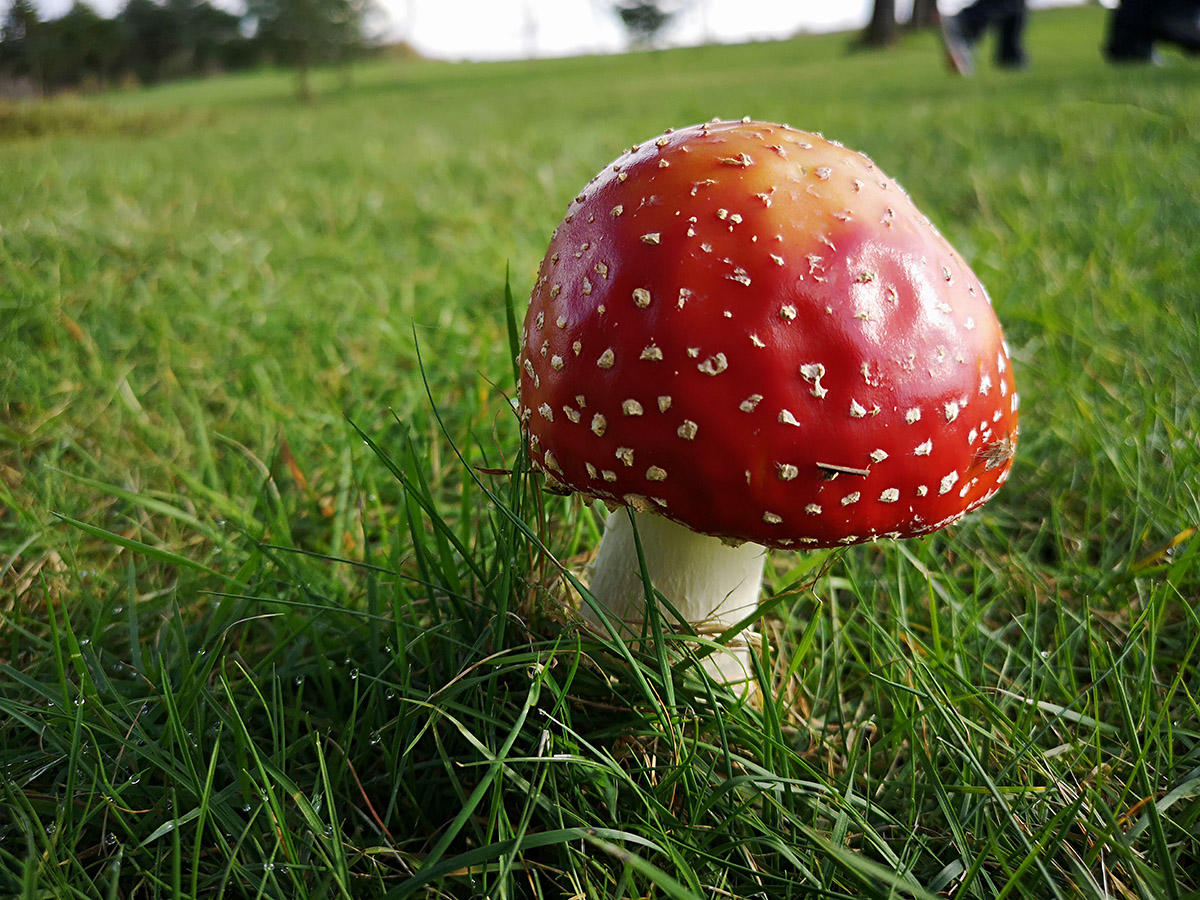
left=518, top=119, right=1018, bottom=685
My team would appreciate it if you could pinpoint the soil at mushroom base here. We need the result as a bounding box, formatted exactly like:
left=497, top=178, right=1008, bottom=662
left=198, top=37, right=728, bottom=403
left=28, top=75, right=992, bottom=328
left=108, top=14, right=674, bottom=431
left=517, top=119, right=1019, bottom=686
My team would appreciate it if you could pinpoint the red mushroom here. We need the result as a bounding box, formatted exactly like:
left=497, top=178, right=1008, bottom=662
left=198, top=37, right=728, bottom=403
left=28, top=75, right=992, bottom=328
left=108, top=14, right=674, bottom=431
left=518, top=119, right=1018, bottom=685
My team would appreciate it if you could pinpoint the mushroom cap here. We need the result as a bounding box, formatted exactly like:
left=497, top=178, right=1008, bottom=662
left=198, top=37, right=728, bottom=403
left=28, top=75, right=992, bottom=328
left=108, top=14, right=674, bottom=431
left=518, top=120, right=1018, bottom=550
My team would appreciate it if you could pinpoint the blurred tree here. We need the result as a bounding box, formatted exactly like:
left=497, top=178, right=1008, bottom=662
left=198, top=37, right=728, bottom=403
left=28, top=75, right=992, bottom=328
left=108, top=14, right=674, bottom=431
left=117, top=0, right=183, bottom=81
left=2, top=0, right=266, bottom=92
left=196, top=2, right=253, bottom=72
left=614, top=0, right=680, bottom=49
left=908, top=0, right=939, bottom=28
left=1, top=0, right=37, bottom=45
left=860, top=0, right=898, bottom=46
left=44, top=2, right=123, bottom=86
left=1, top=0, right=45, bottom=89
left=246, top=0, right=371, bottom=99
left=0, top=1, right=121, bottom=89
left=162, top=0, right=245, bottom=74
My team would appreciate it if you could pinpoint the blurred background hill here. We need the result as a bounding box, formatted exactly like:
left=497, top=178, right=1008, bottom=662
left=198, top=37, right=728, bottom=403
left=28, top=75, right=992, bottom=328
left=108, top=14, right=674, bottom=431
left=1, top=0, right=1113, bottom=99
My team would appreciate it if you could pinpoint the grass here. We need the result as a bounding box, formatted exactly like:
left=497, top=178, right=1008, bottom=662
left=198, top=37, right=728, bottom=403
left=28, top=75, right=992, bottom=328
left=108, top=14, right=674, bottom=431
left=1, top=5, right=1198, bottom=896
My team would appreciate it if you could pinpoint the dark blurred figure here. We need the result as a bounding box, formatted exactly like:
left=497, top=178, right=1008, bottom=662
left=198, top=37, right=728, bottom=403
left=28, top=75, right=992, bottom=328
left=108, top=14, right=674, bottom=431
left=941, top=0, right=1028, bottom=74
left=1105, top=0, right=1200, bottom=62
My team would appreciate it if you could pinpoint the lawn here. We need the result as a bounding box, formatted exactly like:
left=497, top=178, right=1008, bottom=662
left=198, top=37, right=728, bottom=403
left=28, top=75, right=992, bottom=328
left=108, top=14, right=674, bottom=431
left=1, top=5, right=1198, bottom=896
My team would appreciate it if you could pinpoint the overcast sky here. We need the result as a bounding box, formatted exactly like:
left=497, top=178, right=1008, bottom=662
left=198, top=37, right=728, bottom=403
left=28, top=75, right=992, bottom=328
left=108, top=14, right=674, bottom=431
left=25, top=0, right=1093, bottom=61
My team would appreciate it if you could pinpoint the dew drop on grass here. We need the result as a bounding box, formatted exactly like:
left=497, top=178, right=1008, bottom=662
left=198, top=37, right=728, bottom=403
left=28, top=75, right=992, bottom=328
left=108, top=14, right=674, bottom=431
left=349, top=669, right=359, bottom=681
left=45, top=823, right=56, bottom=835
left=79, top=638, right=90, bottom=646
left=1039, top=650, right=1050, bottom=660
left=369, top=731, right=381, bottom=746
left=385, top=689, right=395, bottom=701
left=294, top=675, right=304, bottom=686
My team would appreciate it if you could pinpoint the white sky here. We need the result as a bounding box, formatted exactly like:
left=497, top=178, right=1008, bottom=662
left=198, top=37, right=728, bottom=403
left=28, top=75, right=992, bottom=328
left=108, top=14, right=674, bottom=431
left=386, top=0, right=878, bottom=60
left=26, top=0, right=1091, bottom=61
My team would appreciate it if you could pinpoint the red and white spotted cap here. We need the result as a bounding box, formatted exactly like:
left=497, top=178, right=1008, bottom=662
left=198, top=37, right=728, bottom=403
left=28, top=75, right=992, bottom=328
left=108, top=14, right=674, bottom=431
left=518, top=119, right=1018, bottom=549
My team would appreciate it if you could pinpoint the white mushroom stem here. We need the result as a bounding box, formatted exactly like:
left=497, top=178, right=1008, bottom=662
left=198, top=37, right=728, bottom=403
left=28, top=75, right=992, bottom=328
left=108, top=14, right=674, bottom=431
left=583, top=509, right=765, bottom=687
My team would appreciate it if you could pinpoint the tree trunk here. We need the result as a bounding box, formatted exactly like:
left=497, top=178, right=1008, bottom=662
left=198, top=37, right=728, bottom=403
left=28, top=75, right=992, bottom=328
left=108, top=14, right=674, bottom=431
left=861, top=0, right=898, bottom=47
left=907, top=0, right=938, bottom=29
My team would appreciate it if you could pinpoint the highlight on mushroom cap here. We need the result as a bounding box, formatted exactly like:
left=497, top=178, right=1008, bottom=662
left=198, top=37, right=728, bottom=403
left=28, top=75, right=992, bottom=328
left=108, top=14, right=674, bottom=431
left=518, top=119, right=1018, bottom=550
